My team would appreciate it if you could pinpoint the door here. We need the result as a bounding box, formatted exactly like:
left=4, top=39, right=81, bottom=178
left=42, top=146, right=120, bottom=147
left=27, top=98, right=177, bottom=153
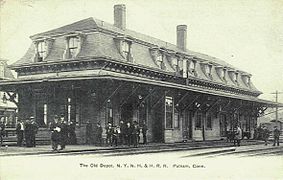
left=152, top=107, right=164, bottom=143
left=183, top=110, right=193, bottom=140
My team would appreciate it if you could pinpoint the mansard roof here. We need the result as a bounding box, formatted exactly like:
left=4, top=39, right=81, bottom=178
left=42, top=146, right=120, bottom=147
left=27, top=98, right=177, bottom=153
left=10, top=17, right=261, bottom=95
left=29, top=17, right=237, bottom=69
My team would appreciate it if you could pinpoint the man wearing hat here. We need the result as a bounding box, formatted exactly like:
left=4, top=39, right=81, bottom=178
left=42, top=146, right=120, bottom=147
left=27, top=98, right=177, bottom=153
left=59, top=115, right=68, bottom=150
left=24, top=119, right=32, bottom=147
left=49, top=115, right=61, bottom=151
left=16, top=119, right=25, bottom=146
left=273, top=126, right=280, bottom=146
left=30, top=116, right=38, bottom=147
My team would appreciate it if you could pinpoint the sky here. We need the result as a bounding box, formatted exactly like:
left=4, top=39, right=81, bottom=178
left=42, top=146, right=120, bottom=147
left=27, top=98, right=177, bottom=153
left=0, top=0, right=282, bottom=103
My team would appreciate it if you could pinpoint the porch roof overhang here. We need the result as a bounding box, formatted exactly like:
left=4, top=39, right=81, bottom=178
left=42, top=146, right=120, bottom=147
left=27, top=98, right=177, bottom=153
left=0, top=69, right=281, bottom=108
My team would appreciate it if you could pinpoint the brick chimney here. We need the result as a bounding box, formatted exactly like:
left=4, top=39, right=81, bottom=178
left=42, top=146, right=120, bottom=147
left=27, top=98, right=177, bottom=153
left=176, top=25, right=187, bottom=51
left=114, top=4, right=126, bottom=30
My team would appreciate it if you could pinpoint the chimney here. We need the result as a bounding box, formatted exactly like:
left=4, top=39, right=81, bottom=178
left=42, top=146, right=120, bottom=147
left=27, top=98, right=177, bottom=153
left=176, top=25, right=187, bottom=51
left=114, top=4, right=126, bottom=30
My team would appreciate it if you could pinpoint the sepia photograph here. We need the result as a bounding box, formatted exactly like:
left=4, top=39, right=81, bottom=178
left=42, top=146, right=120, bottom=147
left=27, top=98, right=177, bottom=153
left=0, top=0, right=283, bottom=179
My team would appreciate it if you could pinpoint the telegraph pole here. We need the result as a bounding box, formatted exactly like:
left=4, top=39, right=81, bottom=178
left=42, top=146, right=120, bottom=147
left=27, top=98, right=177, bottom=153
left=271, top=91, right=283, bottom=123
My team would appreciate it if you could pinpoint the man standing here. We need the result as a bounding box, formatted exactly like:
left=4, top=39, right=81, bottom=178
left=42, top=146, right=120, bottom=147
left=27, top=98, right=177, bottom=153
left=0, top=118, right=5, bottom=146
left=273, top=126, right=280, bottom=146
left=68, top=121, right=77, bottom=145
left=86, top=121, right=93, bottom=144
left=60, top=118, right=68, bottom=150
left=119, top=120, right=126, bottom=145
left=235, top=125, right=242, bottom=147
left=24, top=119, right=33, bottom=147
left=16, top=120, right=25, bottom=146
left=105, top=122, right=113, bottom=145
left=111, top=126, right=118, bottom=146
left=30, top=117, right=38, bottom=147
left=94, top=122, right=103, bottom=146
left=262, top=126, right=270, bottom=146
left=125, top=122, right=132, bottom=146
left=50, top=115, right=61, bottom=151
left=132, top=121, right=140, bottom=148
left=141, top=122, right=148, bottom=144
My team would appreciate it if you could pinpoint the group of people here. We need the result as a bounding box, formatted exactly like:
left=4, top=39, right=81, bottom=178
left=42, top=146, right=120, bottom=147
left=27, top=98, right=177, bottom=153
left=49, top=115, right=77, bottom=151
left=228, top=125, right=281, bottom=147
left=255, top=125, right=281, bottom=146
left=105, top=120, right=148, bottom=147
left=0, top=116, right=39, bottom=147
left=85, top=120, right=148, bottom=147
left=16, top=117, right=39, bottom=147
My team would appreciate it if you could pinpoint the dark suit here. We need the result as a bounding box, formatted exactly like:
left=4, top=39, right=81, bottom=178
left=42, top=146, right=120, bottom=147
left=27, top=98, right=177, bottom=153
left=142, top=124, right=148, bottom=144
left=24, top=122, right=33, bottom=147
left=68, top=122, right=77, bottom=145
left=60, top=122, right=68, bottom=149
left=16, top=122, right=25, bottom=146
left=30, top=122, right=38, bottom=147
left=94, top=125, right=102, bottom=145
left=86, top=122, right=93, bottom=144
left=50, top=122, right=61, bottom=150
left=273, top=129, right=281, bottom=146
left=132, top=124, right=140, bottom=147
left=125, top=125, right=132, bottom=146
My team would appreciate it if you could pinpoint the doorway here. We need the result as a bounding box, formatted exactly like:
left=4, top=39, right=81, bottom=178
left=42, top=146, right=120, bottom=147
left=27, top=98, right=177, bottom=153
left=183, top=110, right=193, bottom=140
left=220, top=114, right=227, bottom=137
left=121, top=103, right=133, bottom=123
left=152, top=106, right=164, bottom=143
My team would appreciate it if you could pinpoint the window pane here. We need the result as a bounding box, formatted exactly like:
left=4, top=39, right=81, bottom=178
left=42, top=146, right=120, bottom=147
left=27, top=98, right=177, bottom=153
left=37, top=41, right=46, bottom=61
left=174, top=112, right=179, bottom=128
left=69, top=37, right=78, bottom=48
left=43, top=104, right=48, bottom=125
left=123, top=41, right=129, bottom=53
left=189, top=61, right=195, bottom=70
left=165, top=96, right=173, bottom=129
left=70, top=49, right=77, bottom=58
left=37, top=41, right=45, bottom=52
left=206, top=115, right=212, bottom=129
left=156, top=54, right=162, bottom=62
left=196, top=113, right=202, bottom=129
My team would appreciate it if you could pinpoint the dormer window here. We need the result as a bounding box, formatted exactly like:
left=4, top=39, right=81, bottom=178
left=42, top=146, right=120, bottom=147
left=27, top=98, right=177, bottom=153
left=63, top=33, right=85, bottom=60
left=234, top=72, right=239, bottom=83
left=245, top=76, right=250, bottom=85
left=189, top=60, right=196, bottom=73
left=149, top=47, right=166, bottom=70
left=242, top=74, right=251, bottom=86
left=216, top=66, right=227, bottom=81
left=37, top=41, right=46, bottom=62
left=156, top=53, right=162, bottom=64
left=172, top=58, right=178, bottom=70
left=122, top=41, right=131, bottom=60
left=156, top=53, right=163, bottom=68
left=222, top=68, right=226, bottom=80
left=68, top=37, right=79, bottom=58
left=205, top=64, right=212, bottom=76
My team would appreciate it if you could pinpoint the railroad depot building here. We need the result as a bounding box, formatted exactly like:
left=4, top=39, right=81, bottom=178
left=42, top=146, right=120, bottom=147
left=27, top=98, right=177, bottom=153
left=0, top=5, right=279, bottom=144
